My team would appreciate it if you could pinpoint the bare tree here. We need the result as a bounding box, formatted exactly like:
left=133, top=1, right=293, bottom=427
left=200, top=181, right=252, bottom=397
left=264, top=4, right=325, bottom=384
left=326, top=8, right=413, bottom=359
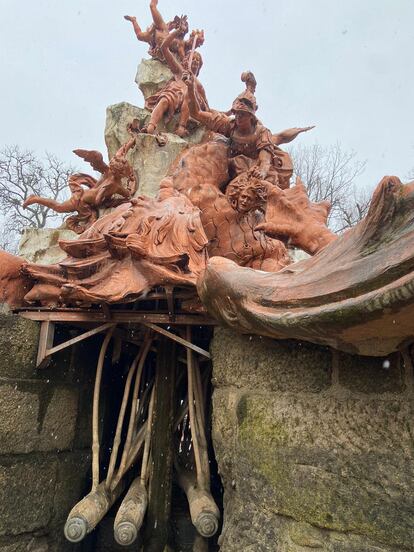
left=289, top=142, right=369, bottom=232
left=0, top=145, right=74, bottom=252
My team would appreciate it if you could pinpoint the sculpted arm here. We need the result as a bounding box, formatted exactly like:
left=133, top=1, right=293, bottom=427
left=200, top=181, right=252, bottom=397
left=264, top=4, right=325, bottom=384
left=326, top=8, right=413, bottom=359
left=184, top=77, right=220, bottom=126
left=124, top=15, right=152, bottom=43
left=251, top=150, right=272, bottom=180
left=150, top=0, right=167, bottom=31
left=160, top=27, right=184, bottom=75
left=116, top=135, right=136, bottom=158
left=273, top=126, right=315, bottom=146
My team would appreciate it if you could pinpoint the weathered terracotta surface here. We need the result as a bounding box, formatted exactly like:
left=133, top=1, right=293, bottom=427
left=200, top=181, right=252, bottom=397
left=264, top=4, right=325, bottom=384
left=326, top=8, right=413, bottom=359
left=0, top=251, right=33, bottom=309
left=143, top=17, right=208, bottom=137
left=16, top=127, right=332, bottom=308
left=23, top=189, right=207, bottom=305
left=23, top=137, right=137, bottom=234
left=198, top=177, right=414, bottom=356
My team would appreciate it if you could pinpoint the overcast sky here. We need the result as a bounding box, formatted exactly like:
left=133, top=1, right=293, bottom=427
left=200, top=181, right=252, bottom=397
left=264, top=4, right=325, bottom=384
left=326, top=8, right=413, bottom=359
left=0, top=0, right=413, bottom=189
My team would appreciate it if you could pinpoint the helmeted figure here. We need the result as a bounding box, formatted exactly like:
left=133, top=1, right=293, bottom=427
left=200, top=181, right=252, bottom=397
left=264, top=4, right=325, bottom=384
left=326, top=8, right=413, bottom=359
left=186, top=71, right=313, bottom=189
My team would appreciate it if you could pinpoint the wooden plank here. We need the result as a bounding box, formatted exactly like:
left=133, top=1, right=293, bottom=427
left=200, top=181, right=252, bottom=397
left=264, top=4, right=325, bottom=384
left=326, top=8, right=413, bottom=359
left=36, top=321, right=55, bottom=368
left=165, top=286, right=175, bottom=321
left=18, top=310, right=216, bottom=326
left=144, top=337, right=176, bottom=551
left=45, top=322, right=116, bottom=357
left=143, top=322, right=211, bottom=359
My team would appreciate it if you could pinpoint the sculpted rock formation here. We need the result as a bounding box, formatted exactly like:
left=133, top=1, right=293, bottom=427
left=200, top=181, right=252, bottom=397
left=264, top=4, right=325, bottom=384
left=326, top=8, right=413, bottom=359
left=19, top=228, right=77, bottom=265
left=135, top=58, right=173, bottom=99
left=105, top=99, right=204, bottom=198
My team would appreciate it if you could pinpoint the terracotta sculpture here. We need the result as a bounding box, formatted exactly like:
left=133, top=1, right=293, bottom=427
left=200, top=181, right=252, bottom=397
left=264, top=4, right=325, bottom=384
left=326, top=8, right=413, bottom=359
left=255, top=177, right=336, bottom=254
left=23, top=136, right=137, bottom=234
left=186, top=71, right=313, bottom=189
left=124, top=1, right=204, bottom=63
left=21, top=187, right=207, bottom=306
left=198, top=176, right=414, bottom=356
left=143, top=18, right=208, bottom=137
left=3, top=3, right=412, bottom=360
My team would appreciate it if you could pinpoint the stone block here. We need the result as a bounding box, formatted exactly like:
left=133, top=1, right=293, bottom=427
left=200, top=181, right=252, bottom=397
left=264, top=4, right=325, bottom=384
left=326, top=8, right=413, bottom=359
left=40, top=386, right=79, bottom=452
left=135, top=58, right=173, bottom=100
left=0, top=313, right=39, bottom=379
left=218, top=390, right=414, bottom=549
left=336, top=351, right=405, bottom=394
left=211, top=329, right=332, bottom=393
left=18, top=228, right=77, bottom=265
left=0, top=382, right=78, bottom=454
left=0, top=457, right=56, bottom=536
left=53, top=452, right=91, bottom=524
left=0, top=536, right=49, bottom=552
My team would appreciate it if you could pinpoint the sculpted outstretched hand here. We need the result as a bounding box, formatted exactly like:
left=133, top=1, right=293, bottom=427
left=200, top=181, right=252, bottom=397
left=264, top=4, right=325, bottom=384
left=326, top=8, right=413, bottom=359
left=250, top=167, right=268, bottom=180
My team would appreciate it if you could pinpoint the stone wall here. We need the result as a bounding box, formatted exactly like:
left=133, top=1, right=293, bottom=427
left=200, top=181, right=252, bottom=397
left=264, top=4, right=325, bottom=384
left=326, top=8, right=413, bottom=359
left=211, top=329, right=414, bottom=552
left=0, top=312, right=95, bottom=552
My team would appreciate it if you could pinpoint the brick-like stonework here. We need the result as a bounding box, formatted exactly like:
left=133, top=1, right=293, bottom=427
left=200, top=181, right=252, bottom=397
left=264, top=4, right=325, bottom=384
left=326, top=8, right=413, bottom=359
left=212, top=328, right=414, bottom=552
left=0, top=313, right=94, bottom=552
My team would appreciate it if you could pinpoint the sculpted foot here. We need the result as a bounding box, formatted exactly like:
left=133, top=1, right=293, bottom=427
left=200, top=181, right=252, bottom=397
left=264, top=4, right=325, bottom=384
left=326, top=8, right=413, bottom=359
left=145, top=123, right=157, bottom=135
left=176, top=125, right=189, bottom=138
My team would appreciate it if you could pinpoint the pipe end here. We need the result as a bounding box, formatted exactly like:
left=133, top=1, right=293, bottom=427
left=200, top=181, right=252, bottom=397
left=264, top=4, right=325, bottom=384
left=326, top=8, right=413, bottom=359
left=64, top=516, right=88, bottom=543
left=114, top=521, right=138, bottom=546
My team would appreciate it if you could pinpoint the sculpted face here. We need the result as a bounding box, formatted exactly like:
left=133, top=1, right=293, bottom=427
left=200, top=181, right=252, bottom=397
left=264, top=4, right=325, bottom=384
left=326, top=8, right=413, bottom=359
left=238, top=189, right=257, bottom=213
left=234, top=111, right=255, bottom=132
left=191, top=58, right=200, bottom=75
left=109, top=157, right=129, bottom=178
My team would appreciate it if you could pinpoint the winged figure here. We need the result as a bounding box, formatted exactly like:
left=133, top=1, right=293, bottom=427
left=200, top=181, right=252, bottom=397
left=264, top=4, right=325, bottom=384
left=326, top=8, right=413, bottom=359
left=23, top=136, right=137, bottom=234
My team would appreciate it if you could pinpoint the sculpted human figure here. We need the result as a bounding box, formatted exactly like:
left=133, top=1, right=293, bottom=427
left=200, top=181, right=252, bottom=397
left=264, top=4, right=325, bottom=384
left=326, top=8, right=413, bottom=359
left=186, top=71, right=312, bottom=189
left=124, top=0, right=205, bottom=64
left=23, top=136, right=137, bottom=234
left=144, top=17, right=208, bottom=137
left=124, top=0, right=189, bottom=62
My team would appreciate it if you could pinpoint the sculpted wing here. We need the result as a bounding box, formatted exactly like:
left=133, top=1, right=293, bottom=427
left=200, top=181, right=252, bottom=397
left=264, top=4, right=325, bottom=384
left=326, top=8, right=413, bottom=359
left=73, top=149, right=109, bottom=174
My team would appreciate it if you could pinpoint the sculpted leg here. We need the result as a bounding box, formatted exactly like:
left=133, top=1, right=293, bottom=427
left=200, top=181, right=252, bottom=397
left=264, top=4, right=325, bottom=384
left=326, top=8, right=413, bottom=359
left=146, top=98, right=169, bottom=134
left=23, top=196, right=77, bottom=213
left=176, top=101, right=190, bottom=137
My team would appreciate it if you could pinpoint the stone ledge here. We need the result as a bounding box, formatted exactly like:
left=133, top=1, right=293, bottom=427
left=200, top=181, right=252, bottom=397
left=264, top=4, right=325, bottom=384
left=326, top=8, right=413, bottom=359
left=211, top=328, right=332, bottom=393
